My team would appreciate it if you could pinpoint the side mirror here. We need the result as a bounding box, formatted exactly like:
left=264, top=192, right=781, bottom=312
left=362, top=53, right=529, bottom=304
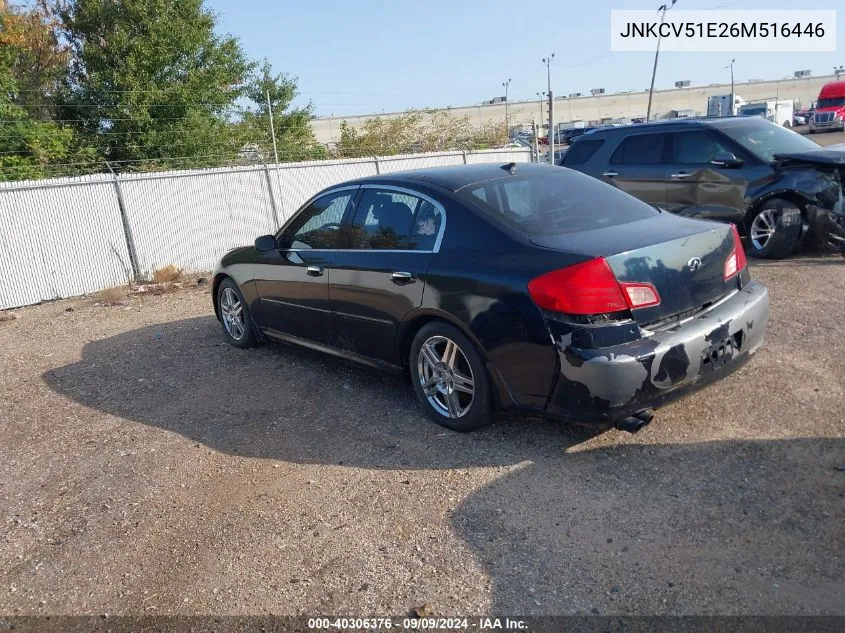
left=710, top=152, right=743, bottom=168
left=254, top=234, right=278, bottom=252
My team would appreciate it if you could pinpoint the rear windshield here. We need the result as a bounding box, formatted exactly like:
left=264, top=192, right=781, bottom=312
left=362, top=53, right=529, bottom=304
left=457, top=168, right=659, bottom=235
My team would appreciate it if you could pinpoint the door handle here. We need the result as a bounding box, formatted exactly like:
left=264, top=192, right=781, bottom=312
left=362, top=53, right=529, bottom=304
left=602, top=171, right=618, bottom=178
left=391, top=271, right=414, bottom=284
left=670, top=172, right=691, bottom=179
left=306, top=266, right=323, bottom=277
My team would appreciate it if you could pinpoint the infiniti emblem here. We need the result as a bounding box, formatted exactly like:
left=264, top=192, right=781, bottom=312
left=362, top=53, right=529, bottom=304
left=687, top=256, right=702, bottom=272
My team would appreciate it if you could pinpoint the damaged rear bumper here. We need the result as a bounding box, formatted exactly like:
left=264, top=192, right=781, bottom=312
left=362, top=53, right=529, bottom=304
left=545, top=281, right=769, bottom=426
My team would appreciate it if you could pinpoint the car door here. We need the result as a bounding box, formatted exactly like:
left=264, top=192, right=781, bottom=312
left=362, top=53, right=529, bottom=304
left=252, top=187, right=356, bottom=345
left=328, top=185, right=444, bottom=365
left=602, top=132, right=671, bottom=208
left=664, top=130, right=766, bottom=224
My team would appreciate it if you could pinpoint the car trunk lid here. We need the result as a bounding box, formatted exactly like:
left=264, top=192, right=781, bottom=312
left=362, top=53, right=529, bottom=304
left=528, top=215, right=739, bottom=326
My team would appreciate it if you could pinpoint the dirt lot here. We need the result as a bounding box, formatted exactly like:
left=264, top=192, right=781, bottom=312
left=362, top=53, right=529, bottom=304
left=1, top=254, right=844, bottom=618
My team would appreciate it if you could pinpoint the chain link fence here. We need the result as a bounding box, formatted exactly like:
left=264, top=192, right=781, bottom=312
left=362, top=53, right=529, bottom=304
left=0, top=148, right=532, bottom=310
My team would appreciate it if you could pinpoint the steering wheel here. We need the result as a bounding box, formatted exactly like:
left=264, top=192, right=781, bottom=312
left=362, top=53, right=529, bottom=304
left=320, top=223, right=341, bottom=231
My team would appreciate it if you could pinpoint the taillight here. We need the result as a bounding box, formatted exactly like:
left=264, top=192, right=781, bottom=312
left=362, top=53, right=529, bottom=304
left=724, top=224, right=747, bottom=280
left=528, top=257, right=661, bottom=315
left=620, top=282, right=661, bottom=309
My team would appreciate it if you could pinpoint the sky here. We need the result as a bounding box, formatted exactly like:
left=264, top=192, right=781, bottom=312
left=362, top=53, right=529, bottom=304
left=204, top=0, right=844, bottom=118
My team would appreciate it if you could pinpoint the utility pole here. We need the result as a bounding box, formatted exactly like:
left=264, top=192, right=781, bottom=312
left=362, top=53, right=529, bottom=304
left=536, top=91, right=546, bottom=124
left=725, top=58, right=736, bottom=115
left=646, top=0, right=676, bottom=122
left=543, top=54, right=555, bottom=163
left=502, top=78, right=512, bottom=134
left=266, top=90, right=280, bottom=164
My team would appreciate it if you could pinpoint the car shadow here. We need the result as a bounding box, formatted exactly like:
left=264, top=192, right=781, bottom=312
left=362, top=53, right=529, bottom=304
left=41, top=317, right=845, bottom=614
left=42, top=316, right=600, bottom=471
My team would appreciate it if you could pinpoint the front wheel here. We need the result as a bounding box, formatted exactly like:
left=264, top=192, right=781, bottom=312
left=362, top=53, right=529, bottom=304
left=409, top=321, right=493, bottom=432
left=217, top=278, right=258, bottom=348
left=746, top=198, right=802, bottom=260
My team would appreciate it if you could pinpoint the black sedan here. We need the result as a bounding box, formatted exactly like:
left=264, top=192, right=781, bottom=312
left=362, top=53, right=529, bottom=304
left=212, top=164, right=769, bottom=432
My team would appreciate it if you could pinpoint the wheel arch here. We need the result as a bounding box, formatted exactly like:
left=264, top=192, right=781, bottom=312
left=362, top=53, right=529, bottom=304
left=397, top=309, right=515, bottom=411
left=211, top=272, right=231, bottom=321
left=745, top=190, right=813, bottom=232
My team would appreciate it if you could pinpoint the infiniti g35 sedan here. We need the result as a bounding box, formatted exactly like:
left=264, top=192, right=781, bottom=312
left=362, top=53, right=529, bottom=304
left=212, top=163, right=770, bottom=432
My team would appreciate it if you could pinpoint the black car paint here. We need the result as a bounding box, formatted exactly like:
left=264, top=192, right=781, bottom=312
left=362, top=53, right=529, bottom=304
left=214, top=164, right=768, bottom=427
left=562, top=117, right=845, bottom=251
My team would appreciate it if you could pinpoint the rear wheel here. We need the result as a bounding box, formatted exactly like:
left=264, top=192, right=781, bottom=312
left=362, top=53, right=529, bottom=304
left=409, top=321, right=493, bottom=432
left=746, top=198, right=802, bottom=260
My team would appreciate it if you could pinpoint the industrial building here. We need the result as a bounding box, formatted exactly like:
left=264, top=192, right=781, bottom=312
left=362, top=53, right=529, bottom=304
left=310, top=73, right=838, bottom=144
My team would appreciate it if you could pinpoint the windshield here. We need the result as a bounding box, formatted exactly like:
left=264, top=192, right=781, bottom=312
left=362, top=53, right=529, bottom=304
left=718, top=119, right=820, bottom=162
left=817, top=96, right=845, bottom=109
left=457, top=168, right=659, bottom=235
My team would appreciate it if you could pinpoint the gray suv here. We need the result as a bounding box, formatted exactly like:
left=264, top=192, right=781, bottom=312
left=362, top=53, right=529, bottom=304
left=559, top=116, right=845, bottom=259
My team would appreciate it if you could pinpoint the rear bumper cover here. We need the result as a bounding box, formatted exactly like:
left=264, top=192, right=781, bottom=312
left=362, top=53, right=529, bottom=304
left=545, top=281, right=769, bottom=425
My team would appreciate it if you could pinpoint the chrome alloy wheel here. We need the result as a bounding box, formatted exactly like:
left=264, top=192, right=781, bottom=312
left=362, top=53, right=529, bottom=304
left=220, top=287, right=245, bottom=341
left=417, top=335, right=475, bottom=419
left=750, top=207, right=779, bottom=251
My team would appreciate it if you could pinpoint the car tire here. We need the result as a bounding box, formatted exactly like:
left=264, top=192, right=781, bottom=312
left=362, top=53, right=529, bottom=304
left=746, top=198, right=802, bottom=260
left=409, top=321, right=493, bottom=432
left=217, top=277, right=258, bottom=348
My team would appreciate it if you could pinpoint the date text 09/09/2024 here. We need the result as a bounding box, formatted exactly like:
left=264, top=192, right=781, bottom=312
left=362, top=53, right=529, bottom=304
left=307, top=617, right=527, bottom=630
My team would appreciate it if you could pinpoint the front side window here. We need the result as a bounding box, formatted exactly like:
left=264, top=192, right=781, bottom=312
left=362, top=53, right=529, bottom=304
left=285, top=189, right=353, bottom=249
left=672, top=131, right=732, bottom=164
left=610, top=134, right=667, bottom=165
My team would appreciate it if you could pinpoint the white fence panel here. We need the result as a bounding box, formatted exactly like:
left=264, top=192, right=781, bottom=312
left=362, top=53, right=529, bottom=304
left=0, top=148, right=535, bottom=309
left=119, top=166, right=277, bottom=277
left=377, top=151, right=464, bottom=174
left=0, top=176, right=132, bottom=310
left=463, top=148, right=533, bottom=164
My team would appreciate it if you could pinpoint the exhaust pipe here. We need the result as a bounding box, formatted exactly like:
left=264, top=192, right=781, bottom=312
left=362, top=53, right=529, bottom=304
left=615, top=409, right=654, bottom=434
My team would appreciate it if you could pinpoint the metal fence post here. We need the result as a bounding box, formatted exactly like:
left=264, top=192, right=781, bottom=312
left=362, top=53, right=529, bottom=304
left=262, top=162, right=282, bottom=229
left=462, top=150, right=468, bottom=164
left=106, top=162, right=141, bottom=283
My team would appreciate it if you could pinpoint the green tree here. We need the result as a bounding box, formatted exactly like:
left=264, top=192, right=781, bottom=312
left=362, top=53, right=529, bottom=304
left=235, top=59, right=326, bottom=163
left=0, top=1, right=82, bottom=181
left=58, top=0, right=252, bottom=169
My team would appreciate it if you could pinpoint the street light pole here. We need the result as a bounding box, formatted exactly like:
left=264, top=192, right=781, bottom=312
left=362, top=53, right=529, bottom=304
left=835, top=65, right=844, bottom=81
left=542, top=54, right=555, bottom=162
left=502, top=78, right=512, bottom=133
left=646, top=0, right=676, bottom=122
left=726, top=58, right=736, bottom=115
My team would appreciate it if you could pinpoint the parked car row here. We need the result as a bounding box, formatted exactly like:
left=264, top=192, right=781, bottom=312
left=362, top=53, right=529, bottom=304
left=559, top=116, right=845, bottom=259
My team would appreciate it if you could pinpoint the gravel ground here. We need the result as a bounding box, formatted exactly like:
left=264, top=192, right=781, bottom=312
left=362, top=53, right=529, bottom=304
left=1, top=255, right=844, bottom=618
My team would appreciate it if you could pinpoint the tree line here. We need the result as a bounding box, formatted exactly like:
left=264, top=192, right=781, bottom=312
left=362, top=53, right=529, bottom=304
left=1, top=0, right=509, bottom=182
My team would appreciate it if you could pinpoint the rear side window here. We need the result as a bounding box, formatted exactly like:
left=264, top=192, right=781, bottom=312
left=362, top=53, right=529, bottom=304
left=460, top=169, right=659, bottom=235
left=349, top=189, right=417, bottom=250
left=561, top=139, right=604, bottom=166
left=610, top=134, right=667, bottom=165
left=347, top=188, right=444, bottom=251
